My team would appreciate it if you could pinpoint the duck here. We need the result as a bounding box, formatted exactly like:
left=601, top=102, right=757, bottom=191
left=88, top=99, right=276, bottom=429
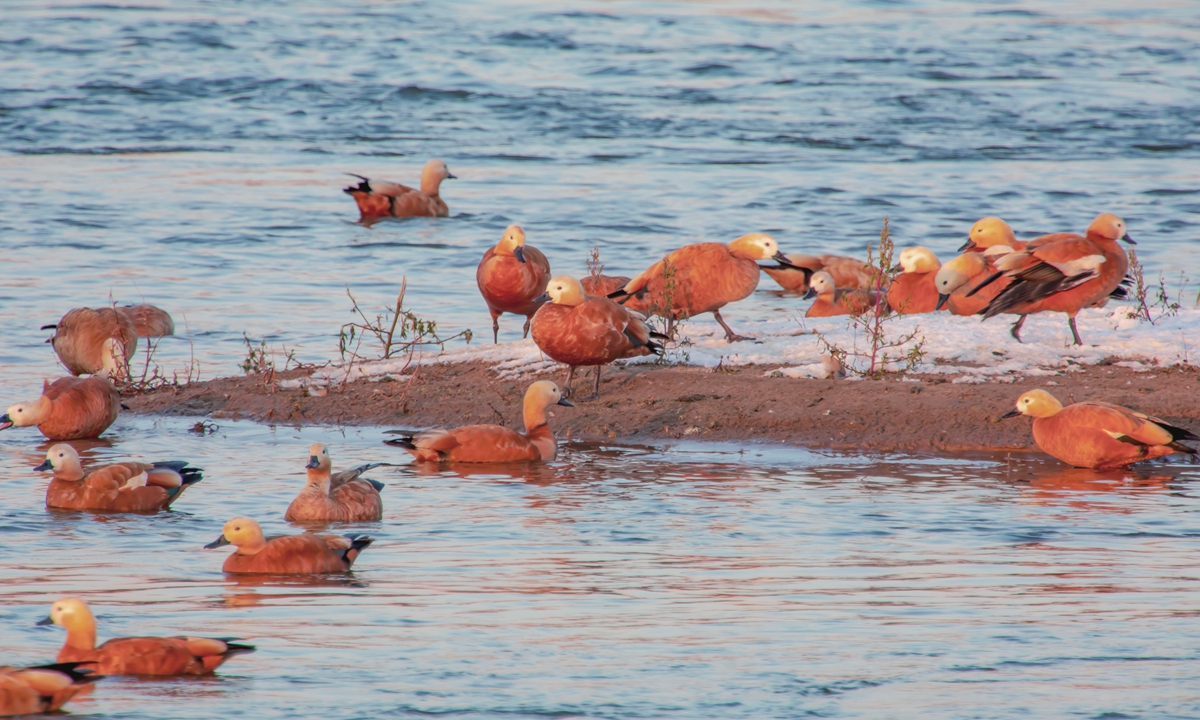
left=1002, top=389, right=1198, bottom=469
left=804, top=271, right=880, bottom=318
left=476, top=224, right=552, bottom=343
left=886, top=247, right=941, bottom=314
left=971, top=213, right=1133, bottom=345
left=960, top=216, right=1026, bottom=252
left=761, top=253, right=876, bottom=295
left=343, top=159, right=455, bottom=219
left=35, top=444, right=202, bottom=513
left=580, top=274, right=632, bottom=297
left=385, top=380, right=572, bottom=462
left=0, top=663, right=98, bottom=716
left=116, top=304, right=174, bottom=337
left=284, top=443, right=386, bottom=523
left=531, top=276, right=662, bottom=399
left=610, top=233, right=802, bottom=342
left=36, top=598, right=254, bottom=675
left=934, top=247, right=1015, bottom=315
left=42, top=307, right=138, bottom=380
left=1, top=377, right=121, bottom=441
left=205, top=517, right=373, bottom=574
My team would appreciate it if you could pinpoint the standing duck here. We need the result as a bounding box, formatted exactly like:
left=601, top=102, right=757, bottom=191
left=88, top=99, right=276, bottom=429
left=1, top=377, right=121, bottom=441
left=36, top=598, right=254, bottom=675
left=886, top=247, right=941, bottom=314
left=762, top=253, right=875, bottom=295
left=284, top=443, right=386, bottom=523
left=804, top=271, right=880, bottom=318
left=476, top=224, right=552, bottom=342
left=0, top=663, right=98, bottom=715
left=205, top=517, right=374, bottom=574
left=35, top=444, right=202, bottom=513
left=1002, top=389, right=1198, bottom=468
left=343, top=159, right=455, bottom=219
left=42, top=307, right=138, bottom=380
left=386, top=381, right=572, bottom=462
left=610, top=233, right=801, bottom=342
left=116, top=304, right=174, bottom=337
left=531, top=276, right=662, bottom=399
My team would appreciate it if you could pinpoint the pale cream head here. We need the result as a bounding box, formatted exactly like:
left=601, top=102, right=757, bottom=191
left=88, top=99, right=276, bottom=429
left=46, top=597, right=94, bottom=631
left=968, top=217, right=1017, bottom=249
left=1086, top=213, right=1128, bottom=242
left=3, top=396, right=50, bottom=428
left=306, top=442, right=331, bottom=473
left=727, top=233, right=781, bottom=261
left=420, top=159, right=455, bottom=194
left=38, top=444, right=83, bottom=481
left=220, top=517, right=267, bottom=551
left=544, top=276, right=586, bottom=306
left=495, top=224, right=527, bottom=256
left=809, top=271, right=836, bottom=296
left=897, top=247, right=940, bottom=274
left=1012, top=389, right=1065, bottom=418
left=934, top=253, right=987, bottom=295
left=524, top=380, right=566, bottom=410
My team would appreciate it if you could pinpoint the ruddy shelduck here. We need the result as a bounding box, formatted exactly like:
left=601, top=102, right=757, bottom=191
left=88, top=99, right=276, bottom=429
left=343, top=159, right=455, bottom=218
left=386, top=380, right=573, bottom=462
left=610, top=233, right=801, bottom=342
left=1, top=377, right=121, bottom=440
left=531, top=276, right=662, bottom=399
left=971, top=213, right=1133, bottom=344
left=762, top=253, right=876, bottom=295
left=36, top=598, right=255, bottom=676
left=803, top=271, right=880, bottom=318
left=934, top=247, right=1014, bottom=315
left=42, top=307, right=138, bottom=380
left=580, top=274, right=632, bottom=298
left=35, top=444, right=202, bottom=513
left=1002, top=389, right=1198, bottom=469
left=960, top=216, right=1026, bottom=252
left=116, top=304, right=174, bottom=337
left=0, top=663, right=98, bottom=716
left=284, top=443, right=386, bottom=523
left=205, top=517, right=374, bottom=574
left=476, top=224, right=552, bottom=343
left=886, top=247, right=941, bottom=314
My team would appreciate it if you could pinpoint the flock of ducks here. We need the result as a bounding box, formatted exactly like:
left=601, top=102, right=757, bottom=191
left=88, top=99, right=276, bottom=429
left=3, top=161, right=1197, bottom=716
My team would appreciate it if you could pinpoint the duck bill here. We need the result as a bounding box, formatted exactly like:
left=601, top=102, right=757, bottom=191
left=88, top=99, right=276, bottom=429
left=770, top=251, right=796, bottom=267
left=204, top=534, right=231, bottom=549
left=557, top=398, right=574, bottom=408
left=35, top=616, right=54, bottom=626
left=33, top=460, right=52, bottom=472
left=513, top=246, right=527, bottom=263
left=534, top=291, right=550, bottom=303
left=958, top=239, right=976, bottom=252
left=1121, top=232, right=1135, bottom=245
left=935, top=293, right=950, bottom=311
left=446, top=172, right=457, bottom=180
left=0, top=414, right=12, bottom=431
left=802, top=288, right=817, bottom=301
left=999, top=408, right=1021, bottom=420
left=305, top=456, right=320, bottom=469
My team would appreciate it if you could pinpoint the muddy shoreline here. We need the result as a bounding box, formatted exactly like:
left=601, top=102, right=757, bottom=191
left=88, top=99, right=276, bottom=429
left=123, top=360, right=1200, bottom=455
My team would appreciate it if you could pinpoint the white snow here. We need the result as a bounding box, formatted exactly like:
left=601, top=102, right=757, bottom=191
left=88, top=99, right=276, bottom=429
left=284, top=306, right=1200, bottom=388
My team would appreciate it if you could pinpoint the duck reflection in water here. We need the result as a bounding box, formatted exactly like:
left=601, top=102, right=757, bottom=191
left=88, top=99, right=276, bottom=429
left=1017, top=466, right=1174, bottom=514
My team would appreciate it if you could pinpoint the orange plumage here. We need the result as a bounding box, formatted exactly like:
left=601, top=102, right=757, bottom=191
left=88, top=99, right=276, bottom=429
left=1, top=376, right=120, bottom=440
left=886, top=247, right=941, bottom=315
left=343, top=159, right=455, bottom=219
left=206, top=517, right=373, bottom=574
left=285, top=443, right=385, bottom=523
left=580, top=274, right=632, bottom=297
left=38, top=598, right=253, bottom=676
left=762, top=253, right=876, bottom=295
left=36, top=444, right=201, bottom=513
left=43, top=307, right=138, bottom=379
left=116, top=304, right=174, bottom=337
left=804, top=271, right=879, bottom=318
left=0, top=663, right=98, bottom=715
left=476, top=224, right=552, bottom=342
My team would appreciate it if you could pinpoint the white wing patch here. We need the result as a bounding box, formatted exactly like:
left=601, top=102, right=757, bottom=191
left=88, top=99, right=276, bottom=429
left=120, top=471, right=149, bottom=490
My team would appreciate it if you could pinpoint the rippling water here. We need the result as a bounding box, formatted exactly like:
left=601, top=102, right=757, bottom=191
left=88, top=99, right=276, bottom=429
left=1, top=419, right=1198, bottom=718
left=3, top=2, right=1200, bottom=717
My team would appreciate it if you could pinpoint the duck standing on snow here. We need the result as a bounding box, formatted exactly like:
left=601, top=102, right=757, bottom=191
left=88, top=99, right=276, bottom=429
left=343, top=159, right=455, bottom=219
left=761, top=253, right=876, bottom=295
left=803, top=271, right=879, bottom=318
left=476, top=224, right=552, bottom=343
left=886, top=247, right=941, bottom=314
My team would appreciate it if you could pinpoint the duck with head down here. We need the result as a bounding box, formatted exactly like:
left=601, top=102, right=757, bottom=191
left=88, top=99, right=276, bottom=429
left=385, top=380, right=573, bottom=462
left=205, top=517, right=374, bottom=574
left=343, top=159, right=456, bottom=219
left=35, top=444, right=202, bottom=513
left=284, top=442, right=386, bottom=523
left=476, top=224, right=553, bottom=343
left=609, top=233, right=805, bottom=342
left=531, top=275, right=663, bottom=399
left=42, top=307, right=137, bottom=381
left=1, top=376, right=120, bottom=441
left=1002, top=389, right=1198, bottom=469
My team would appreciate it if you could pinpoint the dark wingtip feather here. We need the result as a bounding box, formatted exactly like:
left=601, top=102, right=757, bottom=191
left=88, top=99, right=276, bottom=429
left=965, top=271, right=1004, bottom=298
left=367, top=478, right=385, bottom=492
left=383, top=435, right=417, bottom=450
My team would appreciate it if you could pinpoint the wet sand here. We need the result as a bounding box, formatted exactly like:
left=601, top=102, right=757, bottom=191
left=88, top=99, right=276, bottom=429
left=125, top=361, right=1200, bottom=453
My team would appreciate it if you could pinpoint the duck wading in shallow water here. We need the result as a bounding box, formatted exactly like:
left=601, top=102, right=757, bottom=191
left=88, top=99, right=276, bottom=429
left=761, top=253, right=877, bottom=295
left=969, top=213, right=1133, bottom=344
left=531, top=275, right=663, bottom=399
left=284, top=443, right=387, bottom=523
left=343, top=159, right=455, bottom=219
left=42, top=307, right=138, bottom=380
left=0, top=663, right=98, bottom=716
left=1002, top=389, right=1198, bottom=469
left=37, top=598, right=255, bottom=676
left=803, top=271, right=879, bottom=318
left=1, top=376, right=121, bottom=441
left=610, top=233, right=803, bottom=342
left=35, top=444, right=202, bottom=513
left=385, top=380, right=572, bottom=462
left=477, top=224, right=552, bottom=343
left=886, top=247, right=941, bottom=315
left=205, top=517, right=374, bottom=574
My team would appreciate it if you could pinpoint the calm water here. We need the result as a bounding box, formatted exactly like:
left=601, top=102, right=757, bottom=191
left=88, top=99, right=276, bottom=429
left=1, top=418, right=1199, bottom=719
left=3, top=2, right=1200, bottom=717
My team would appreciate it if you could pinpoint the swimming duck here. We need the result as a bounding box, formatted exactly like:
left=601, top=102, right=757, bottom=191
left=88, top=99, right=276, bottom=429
left=284, top=443, right=386, bottom=523
left=385, top=380, right=572, bottom=462
left=886, top=247, right=941, bottom=314
left=1002, top=389, right=1198, bottom=469
left=35, top=444, right=202, bottom=513
left=476, top=224, right=552, bottom=343
left=1, top=377, right=121, bottom=441
left=0, top=662, right=98, bottom=716
left=610, top=233, right=801, bottom=342
left=343, top=159, right=455, bottom=218
left=42, top=307, right=138, bottom=380
left=36, top=598, right=254, bottom=675
left=531, top=275, right=662, bottom=399
left=803, top=271, right=880, bottom=318
left=205, top=517, right=373, bottom=574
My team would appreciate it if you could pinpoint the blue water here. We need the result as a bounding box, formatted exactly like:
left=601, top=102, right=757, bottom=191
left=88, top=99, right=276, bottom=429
left=2, top=1, right=1200, bottom=717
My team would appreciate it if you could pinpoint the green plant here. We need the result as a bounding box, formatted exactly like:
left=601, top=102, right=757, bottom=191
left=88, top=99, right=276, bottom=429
left=812, top=217, right=926, bottom=379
